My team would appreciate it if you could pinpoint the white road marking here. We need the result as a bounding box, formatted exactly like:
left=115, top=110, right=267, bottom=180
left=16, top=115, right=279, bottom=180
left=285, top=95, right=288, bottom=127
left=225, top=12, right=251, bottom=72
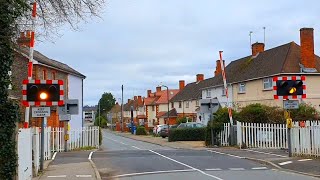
left=76, top=175, right=92, bottom=177
left=149, top=150, right=224, bottom=180
left=105, top=137, right=128, bottom=145
left=113, top=169, right=196, bottom=178
left=47, top=175, right=67, bottom=178
left=251, top=167, right=268, bottom=170
left=52, top=152, right=57, bottom=160
left=205, top=168, right=222, bottom=171
left=229, top=168, right=245, bottom=171
left=207, top=150, right=244, bottom=159
left=132, top=146, right=142, bottom=150
left=88, top=151, right=93, bottom=160
left=278, top=161, right=293, bottom=166
left=298, top=159, right=312, bottom=162
left=243, top=149, right=287, bottom=158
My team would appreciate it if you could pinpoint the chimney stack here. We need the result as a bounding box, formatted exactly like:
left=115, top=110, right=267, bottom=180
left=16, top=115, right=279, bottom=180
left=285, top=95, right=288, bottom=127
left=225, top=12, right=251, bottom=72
left=300, top=28, right=316, bottom=68
left=179, top=80, right=185, bottom=90
left=251, top=42, right=265, bottom=56
left=214, top=60, right=224, bottom=76
left=156, top=86, right=161, bottom=92
left=147, top=90, right=151, bottom=97
left=17, top=31, right=30, bottom=47
left=127, top=99, right=131, bottom=103
left=196, top=74, right=204, bottom=82
left=138, top=96, right=142, bottom=105
left=134, top=96, right=137, bottom=101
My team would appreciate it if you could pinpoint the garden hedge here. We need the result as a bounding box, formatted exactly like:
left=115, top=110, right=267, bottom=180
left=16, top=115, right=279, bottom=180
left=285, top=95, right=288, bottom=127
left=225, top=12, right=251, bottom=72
left=168, top=128, right=206, bottom=142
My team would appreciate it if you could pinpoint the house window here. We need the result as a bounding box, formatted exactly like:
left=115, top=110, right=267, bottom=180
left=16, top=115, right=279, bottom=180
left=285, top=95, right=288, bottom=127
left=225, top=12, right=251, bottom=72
left=152, top=106, right=155, bottom=111
left=196, top=100, right=199, bottom=106
left=179, top=101, right=182, bottom=108
left=222, top=88, right=226, bottom=96
left=239, top=83, right=246, bottom=93
left=171, top=102, right=174, bottom=108
left=186, top=101, right=189, bottom=108
left=52, top=72, right=56, bottom=80
left=263, top=78, right=272, bottom=90
left=206, top=89, right=211, bottom=98
left=42, top=69, right=47, bottom=80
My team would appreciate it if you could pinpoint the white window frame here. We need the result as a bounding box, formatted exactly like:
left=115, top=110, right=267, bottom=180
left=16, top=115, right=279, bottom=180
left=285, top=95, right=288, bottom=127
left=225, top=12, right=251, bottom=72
left=238, top=83, right=246, bottom=93
left=263, top=78, right=273, bottom=90
left=186, top=101, right=189, bottom=108
left=196, top=100, right=199, bottom=106
left=206, top=89, right=211, bottom=98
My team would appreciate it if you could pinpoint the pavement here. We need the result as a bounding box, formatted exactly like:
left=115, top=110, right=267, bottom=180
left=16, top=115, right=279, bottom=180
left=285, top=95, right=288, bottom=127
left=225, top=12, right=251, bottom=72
left=36, top=151, right=98, bottom=180
left=91, top=129, right=319, bottom=180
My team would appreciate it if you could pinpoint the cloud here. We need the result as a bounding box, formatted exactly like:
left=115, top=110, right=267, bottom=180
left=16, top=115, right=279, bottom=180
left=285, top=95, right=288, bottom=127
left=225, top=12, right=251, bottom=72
left=36, top=0, right=320, bottom=105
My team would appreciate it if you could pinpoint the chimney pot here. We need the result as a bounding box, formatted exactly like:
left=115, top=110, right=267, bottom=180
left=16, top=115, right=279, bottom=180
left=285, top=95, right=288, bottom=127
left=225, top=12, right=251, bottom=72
left=179, top=80, right=185, bottom=90
left=156, top=86, right=161, bottom=92
left=134, top=96, right=137, bottom=101
left=300, top=27, right=315, bottom=68
left=196, top=74, right=204, bottom=82
left=251, top=42, right=265, bottom=56
left=128, top=99, right=130, bottom=103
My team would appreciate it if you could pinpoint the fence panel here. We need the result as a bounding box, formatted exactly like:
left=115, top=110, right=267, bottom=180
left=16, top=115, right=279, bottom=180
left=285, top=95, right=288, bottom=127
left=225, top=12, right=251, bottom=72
left=220, top=123, right=230, bottom=146
left=291, top=121, right=320, bottom=157
left=18, top=128, right=33, bottom=180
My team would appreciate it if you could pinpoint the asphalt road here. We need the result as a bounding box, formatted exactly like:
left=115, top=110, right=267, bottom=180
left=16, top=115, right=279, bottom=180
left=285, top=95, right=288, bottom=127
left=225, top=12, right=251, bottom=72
left=92, top=130, right=318, bottom=180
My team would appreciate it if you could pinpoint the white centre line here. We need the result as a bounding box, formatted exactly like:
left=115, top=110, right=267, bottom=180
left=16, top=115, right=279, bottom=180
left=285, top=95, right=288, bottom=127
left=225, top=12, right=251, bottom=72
left=298, top=159, right=312, bottom=162
left=105, top=137, right=128, bottom=145
left=278, top=161, right=293, bottom=166
left=149, top=150, right=224, bottom=180
left=205, top=168, right=222, bottom=171
left=243, top=149, right=287, bottom=158
left=251, top=167, right=268, bottom=170
left=52, top=152, right=57, bottom=160
left=113, top=169, right=196, bottom=178
left=207, top=150, right=244, bottom=159
left=88, top=151, right=93, bottom=160
left=47, top=175, right=67, bottom=178
left=229, top=168, right=245, bottom=171
left=76, top=175, right=92, bottom=178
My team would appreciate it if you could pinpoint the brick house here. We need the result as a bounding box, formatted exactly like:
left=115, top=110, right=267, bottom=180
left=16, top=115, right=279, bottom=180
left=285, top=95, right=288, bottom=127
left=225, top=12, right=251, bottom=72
left=12, top=32, right=86, bottom=128
left=145, top=86, right=179, bottom=127
left=198, top=27, right=320, bottom=125
left=123, top=96, right=145, bottom=125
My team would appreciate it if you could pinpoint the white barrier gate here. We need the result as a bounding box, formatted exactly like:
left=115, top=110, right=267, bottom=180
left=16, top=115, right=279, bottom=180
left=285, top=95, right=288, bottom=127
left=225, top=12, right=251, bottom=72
left=18, top=129, right=32, bottom=180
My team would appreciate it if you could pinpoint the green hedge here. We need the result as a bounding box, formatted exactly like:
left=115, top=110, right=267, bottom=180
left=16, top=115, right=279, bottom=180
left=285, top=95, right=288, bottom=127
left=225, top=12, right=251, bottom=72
left=136, top=126, right=147, bottom=135
left=168, top=128, right=206, bottom=142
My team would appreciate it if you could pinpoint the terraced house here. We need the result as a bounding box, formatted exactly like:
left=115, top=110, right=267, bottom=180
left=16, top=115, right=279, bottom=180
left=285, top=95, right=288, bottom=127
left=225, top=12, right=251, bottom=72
left=198, top=27, right=320, bottom=125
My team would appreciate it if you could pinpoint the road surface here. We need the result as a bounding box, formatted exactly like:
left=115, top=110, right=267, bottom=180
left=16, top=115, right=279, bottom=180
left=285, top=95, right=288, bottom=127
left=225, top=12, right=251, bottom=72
left=92, top=130, right=317, bottom=180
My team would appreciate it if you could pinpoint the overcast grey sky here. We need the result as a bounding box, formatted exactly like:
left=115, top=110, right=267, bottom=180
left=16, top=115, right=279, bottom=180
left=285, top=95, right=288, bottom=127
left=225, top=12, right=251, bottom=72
left=36, top=0, right=320, bottom=106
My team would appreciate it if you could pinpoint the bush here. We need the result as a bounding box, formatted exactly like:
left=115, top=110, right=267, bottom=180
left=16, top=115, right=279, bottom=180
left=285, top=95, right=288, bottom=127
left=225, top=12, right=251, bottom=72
left=168, top=128, right=206, bottom=142
left=177, top=117, right=187, bottom=124
left=136, top=126, right=147, bottom=135
left=94, top=116, right=108, bottom=128
left=291, top=103, right=319, bottom=121
left=238, top=104, right=269, bottom=123
left=205, top=107, right=235, bottom=146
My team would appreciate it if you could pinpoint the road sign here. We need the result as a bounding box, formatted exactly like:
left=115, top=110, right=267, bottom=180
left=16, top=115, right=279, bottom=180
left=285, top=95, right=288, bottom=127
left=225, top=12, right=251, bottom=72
left=283, top=100, right=299, bottom=109
left=32, top=107, right=50, bottom=117
left=284, top=110, right=290, bottom=119
left=59, top=114, right=71, bottom=121
left=287, top=118, right=293, bottom=128
left=273, top=76, right=306, bottom=100
left=58, top=99, right=79, bottom=115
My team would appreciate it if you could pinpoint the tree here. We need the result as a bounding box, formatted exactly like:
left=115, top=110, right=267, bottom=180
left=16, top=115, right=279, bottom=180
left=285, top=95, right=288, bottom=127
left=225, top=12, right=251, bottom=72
left=1, top=0, right=105, bottom=178
left=94, top=116, right=107, bottom=128
left=176, top=117, right=187, bottom=124
left=98, top=92, right=116, bottom=113
left=291, top=103, right=319, bottom=121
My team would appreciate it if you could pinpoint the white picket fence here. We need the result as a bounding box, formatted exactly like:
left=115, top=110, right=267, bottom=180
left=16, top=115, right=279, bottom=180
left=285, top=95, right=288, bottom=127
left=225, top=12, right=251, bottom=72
left=220, top=123, right=230, bottom=146
left=291, top=121, right=320, bottom=157
left=237, top=122, right=288, bottom=149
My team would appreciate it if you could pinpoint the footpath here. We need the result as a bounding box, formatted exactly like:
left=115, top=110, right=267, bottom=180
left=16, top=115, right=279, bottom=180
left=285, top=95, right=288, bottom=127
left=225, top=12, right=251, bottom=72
left=111, top=130, right=320, bottom=178
left=33, top=151, right=100, bottom=180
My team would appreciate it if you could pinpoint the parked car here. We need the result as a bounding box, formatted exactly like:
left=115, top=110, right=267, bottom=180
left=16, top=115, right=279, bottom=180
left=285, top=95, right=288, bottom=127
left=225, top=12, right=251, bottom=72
left=159, top=124, right=178, bottom=138
left=177, top=122, right=205, bottom=129
left=153, top=124, right=167, bottom=134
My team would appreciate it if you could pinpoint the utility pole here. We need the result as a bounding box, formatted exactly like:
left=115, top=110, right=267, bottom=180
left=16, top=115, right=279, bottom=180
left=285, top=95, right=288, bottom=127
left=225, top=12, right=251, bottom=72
left=121, top=85, right=124, bottom=132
